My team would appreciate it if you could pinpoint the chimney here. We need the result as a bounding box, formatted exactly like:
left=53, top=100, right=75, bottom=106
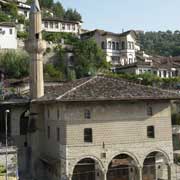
left=25, top=0, right=46, bottom=99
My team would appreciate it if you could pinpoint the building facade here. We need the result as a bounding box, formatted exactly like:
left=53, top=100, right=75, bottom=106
left=81, top=30, right=140, bottom=66
left=0, top=22, right=17, bottom=49
left=42, top=18, right=82, bottom=35
left=117, top=53, right=180, bottom=78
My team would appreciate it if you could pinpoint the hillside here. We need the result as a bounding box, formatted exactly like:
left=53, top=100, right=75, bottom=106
left=139, top=30, right=180, bottom=57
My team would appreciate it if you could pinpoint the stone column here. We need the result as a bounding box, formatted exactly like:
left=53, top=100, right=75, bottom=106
left=103, top=170, right=107, bottom=180
left=168, top=163, right=176, bottom=180
left=138, top=166, right=143, bottom=180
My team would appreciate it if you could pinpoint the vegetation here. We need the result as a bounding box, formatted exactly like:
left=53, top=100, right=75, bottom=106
left=139, top=30, right=180, bottom=57
left=105, top=72, right=180, bottom=89
left=0, top=51, right=30, bottom=79
left=17, top=31, right=28, bottom=39
left=44, top=39, right=109, bottom=80
left=42, top=31, right=78, bottom=44
left=27, top=0, right=82, bottom=21
left=0, top=11, right=11, bottom=22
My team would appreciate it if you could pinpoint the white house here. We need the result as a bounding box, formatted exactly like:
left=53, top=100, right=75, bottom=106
left=81, top=29, right=140, bottom=66
left=0, top=22, right=17, bottom=49
left=42, top=17, right=82, bottom=35
left=17, top=2, right=30, bottom=19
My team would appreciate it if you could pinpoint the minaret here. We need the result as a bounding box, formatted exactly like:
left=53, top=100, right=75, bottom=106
left=25, top=0, right=46, bottom=99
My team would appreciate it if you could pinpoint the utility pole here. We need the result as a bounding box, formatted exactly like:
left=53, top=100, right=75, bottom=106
left=5, top=109, right=10, bottom=180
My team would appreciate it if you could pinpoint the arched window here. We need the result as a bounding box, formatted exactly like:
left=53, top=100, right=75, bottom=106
left=108, top=41, right=112, bottom=49
left=122, top=41, right=125, bottom=50
left=101, top=41, right=105, bottom=49
left=112, top=42, right=115, bottom=50
left=116, top=42, right=119, bottom=50
left=20, top=110, right=29, bottom=135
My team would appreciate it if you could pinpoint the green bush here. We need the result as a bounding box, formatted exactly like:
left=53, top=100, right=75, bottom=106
left=17, top=31, right=28, bottom=39
left=0, top=51, right=30, bottom=78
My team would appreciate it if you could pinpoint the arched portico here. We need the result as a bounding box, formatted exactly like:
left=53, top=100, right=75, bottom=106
left=107, top=153, right=140, bottom=180
left=71, top=157, right=104, bottom=180
left=142, top=150, right=171, bottom=180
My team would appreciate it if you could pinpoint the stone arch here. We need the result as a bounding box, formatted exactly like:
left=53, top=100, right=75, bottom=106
left=142, top=149, right=171, bottom=165
left=71, top=155, right=104, bottom=180
left=107, top=152, right=140, bottom=180
left=20, top=109, right=29, bottom=136
left=106, top=151, right=141, bottom=170
left=142, top=149, right=171, bottom=180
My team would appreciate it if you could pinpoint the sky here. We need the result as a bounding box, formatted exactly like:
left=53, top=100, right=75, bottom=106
left=55, top=0, right=180, bottom=33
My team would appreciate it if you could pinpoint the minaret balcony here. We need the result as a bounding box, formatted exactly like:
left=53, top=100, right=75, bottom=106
left=25, top=39, right=46, bottom=54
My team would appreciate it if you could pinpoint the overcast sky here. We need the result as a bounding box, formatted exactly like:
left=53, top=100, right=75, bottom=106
left=55, top=0, right=180, bottom=32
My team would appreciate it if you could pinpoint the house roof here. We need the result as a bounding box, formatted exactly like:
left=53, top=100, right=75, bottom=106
left=0, top=22, right=15, bottom=27
left=42, top=17, right=81, bottom=24
left=35, top=75, right=180, bottom=103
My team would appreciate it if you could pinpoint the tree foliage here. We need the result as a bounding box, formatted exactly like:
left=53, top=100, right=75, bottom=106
left=72, top=39, right=109, bottom=78
left=52, top=2, right=65, bottom=19
left=0, top=51, right=30, bottom=78
left=139, top=30, right=180, bottom=57
left=64, top=8, right=82, bottom=21
left=0, top=11, right=10, bottom=22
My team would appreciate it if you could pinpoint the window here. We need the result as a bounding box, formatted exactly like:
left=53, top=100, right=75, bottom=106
left=116, top=42, right=119, bottom=50
left=47, top=126, right=50, bottom=139
left=44, top=21, right=48, bottom=28
left=84, top=128, right=92, bottom=143
left=163, top=71, right=167, bottom=77
left=57, top=109, right=60, bottom=119
left=50, top=22, right=53, bottom=28
left=55, top=22, right=59, bottom=29
left=9, top=29, right=12, bottom=35
left=128, top=41, right=131, bottom=49
left=35, top=33, right=39, bottom=39
left=72, top=24, right=76, bottom=31
left=57, top=127, right=60, bottom=141
left=47, top=108, right=50, bottom=118
left=24, top=11, right=28, bottom=17
left=112, top=42, right=115, bottom=50
left=108, top=41, right=111, bottom=49
left=62, top=23, right=65, bottom=30
left=147, top=104, right=153, bottom=116
left=131, top=42, right=134, bottom=49
left=101, top=41, right=105, bottom=49
left=147, top=126, right=155, bottom=138
left=159, top=71, right=162, bottom=77
left=84, top=109, right=91, bottom=119
left=122, top=41, right=125, bottom=50
left=67, top=24, right=71, bottom=30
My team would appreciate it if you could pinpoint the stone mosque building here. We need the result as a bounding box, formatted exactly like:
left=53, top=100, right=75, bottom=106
left=1, top=1, right=180, bottom=180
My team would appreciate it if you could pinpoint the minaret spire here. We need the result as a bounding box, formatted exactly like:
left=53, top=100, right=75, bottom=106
left=25, top=0, right=46, bottom=99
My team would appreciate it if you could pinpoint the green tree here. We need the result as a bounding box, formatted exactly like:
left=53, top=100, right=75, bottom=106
left=52, top=2, right=65, bottom=18
left=39, top=0, right=53, bottom=8
left=0, top=51, right=30, bottom=78
left=72, top=39, right=109, bottom=78
left=0, top=11, right=10, bottom=22
left=64, top=8, right=82, bottom=21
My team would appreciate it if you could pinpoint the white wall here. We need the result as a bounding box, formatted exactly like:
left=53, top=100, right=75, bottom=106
left=42, top=21, right=81, bottom=34
left=0, top=26, right=17, bottom=49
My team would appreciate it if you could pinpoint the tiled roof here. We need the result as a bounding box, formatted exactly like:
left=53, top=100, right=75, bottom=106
left=0, top=22, right=15, bottom=27
left=42, top=17, right=81, bottom=24
left=36, top=75, right=180, bottom=102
